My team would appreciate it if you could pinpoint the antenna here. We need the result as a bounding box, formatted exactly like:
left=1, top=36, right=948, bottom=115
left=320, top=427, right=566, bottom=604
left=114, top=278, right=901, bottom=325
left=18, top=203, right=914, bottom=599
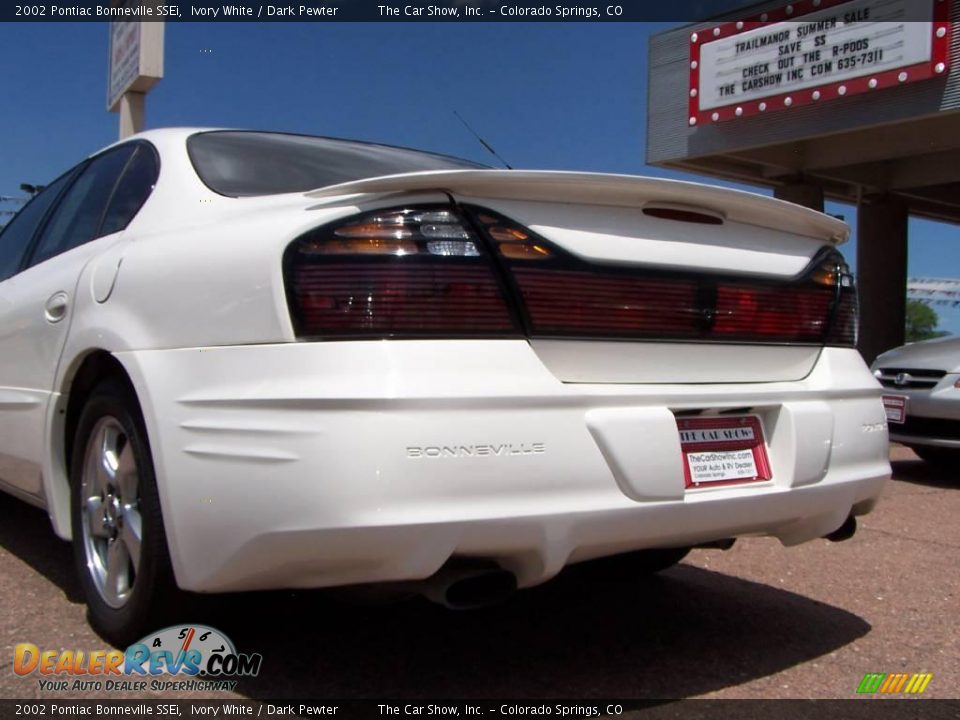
left=453, top=111, right=513, bottom=170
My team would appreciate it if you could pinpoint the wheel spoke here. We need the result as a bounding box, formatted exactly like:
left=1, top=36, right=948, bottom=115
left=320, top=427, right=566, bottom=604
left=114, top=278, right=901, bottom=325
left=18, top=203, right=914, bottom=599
left=90, top=449, right=112, bottom=497
left=84, top=496, right=110, bottom=538
left=100, top=424, right=121, bottom=486
left=104, top=539, right=130, bottom=606
left=119, top=508, right=142, bottom=573
left=89, top=425, right=115, bottom=495
left=116, top=443, right=138, bottom=502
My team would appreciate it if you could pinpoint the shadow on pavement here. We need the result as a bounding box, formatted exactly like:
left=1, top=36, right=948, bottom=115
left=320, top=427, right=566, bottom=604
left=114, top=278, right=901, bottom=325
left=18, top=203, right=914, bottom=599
left=891, top=456, right=957, bottom=490
left=0, top=492, right=871, bottom=700
left=0, top=492, right=84, bottom=603
left=203, top=563, right=870, bottom=700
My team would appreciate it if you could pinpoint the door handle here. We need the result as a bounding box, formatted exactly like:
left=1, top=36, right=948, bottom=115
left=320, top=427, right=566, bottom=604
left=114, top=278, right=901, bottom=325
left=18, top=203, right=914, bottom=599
left=44, top=292, right=69, bottom=323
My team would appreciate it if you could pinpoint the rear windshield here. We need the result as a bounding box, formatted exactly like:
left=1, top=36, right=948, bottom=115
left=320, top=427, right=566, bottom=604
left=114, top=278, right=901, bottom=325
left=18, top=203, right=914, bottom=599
left=187, top=130, right=487, bottom=197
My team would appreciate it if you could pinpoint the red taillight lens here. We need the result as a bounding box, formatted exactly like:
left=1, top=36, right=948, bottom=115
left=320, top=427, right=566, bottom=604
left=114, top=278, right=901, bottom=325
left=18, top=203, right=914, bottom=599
left=511, top=270, right=850, bottom=344
left=286, top=206, right=517, bottom=338
left=713, top=285, right=834, bottom=341
left=286, top=204, right=858, bottom=347
left=467, top=207, right=857, bottom=347
left=514, top=268, right=701, bottom=337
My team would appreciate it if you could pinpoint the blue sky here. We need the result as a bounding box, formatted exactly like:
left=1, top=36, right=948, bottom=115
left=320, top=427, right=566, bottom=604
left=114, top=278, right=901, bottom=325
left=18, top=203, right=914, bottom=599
left=1, top=21, right=958, bottom=334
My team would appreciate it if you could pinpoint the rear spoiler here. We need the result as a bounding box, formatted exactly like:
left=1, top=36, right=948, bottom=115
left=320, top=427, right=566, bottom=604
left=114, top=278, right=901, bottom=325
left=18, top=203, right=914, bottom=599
left=305, top=169, right=849, bottom=243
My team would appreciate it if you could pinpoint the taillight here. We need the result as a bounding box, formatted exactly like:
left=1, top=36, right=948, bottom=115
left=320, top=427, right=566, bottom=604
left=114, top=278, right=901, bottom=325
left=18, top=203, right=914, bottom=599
left=285, top=206, right=518, bottom=338
left=712, top=284, right=833, bottom=341
left=511, top=269, right=701, bottom=336
left=819, top=250, right=858, bottom=347
left=466, top=207, right=858, bottom=347
left=285, top=204, right=858, bottom=347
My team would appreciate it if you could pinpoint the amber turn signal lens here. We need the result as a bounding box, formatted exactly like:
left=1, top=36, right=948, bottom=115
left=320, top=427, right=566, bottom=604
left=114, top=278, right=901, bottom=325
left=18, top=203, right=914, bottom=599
left=302, top=238, right=418, bottom=255
left=811, top=255, right=852, bottom=287
left=488, top=226, right=530, bottom=242
left=499, top=243, right=552, bottom=260
left=811, top=268, right=838, bottom=286
left=334, top=223, right=414, bottom=239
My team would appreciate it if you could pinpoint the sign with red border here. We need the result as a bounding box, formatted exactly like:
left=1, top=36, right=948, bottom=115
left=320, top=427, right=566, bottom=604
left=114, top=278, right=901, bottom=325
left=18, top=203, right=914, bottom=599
left=688, top=0, right=952, bottom=125
left=883, top=395, right=907, bottom=424
left=677, top=415, right=773, bottom=489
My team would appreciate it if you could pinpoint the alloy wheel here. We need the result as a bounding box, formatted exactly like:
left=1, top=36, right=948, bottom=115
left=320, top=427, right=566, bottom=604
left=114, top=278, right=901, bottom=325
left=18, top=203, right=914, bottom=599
left=79, top=416, right=142, bottom=609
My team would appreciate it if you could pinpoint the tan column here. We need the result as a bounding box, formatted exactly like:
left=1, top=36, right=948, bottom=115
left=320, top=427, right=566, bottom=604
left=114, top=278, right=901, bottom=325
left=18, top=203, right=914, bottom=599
left=118, top=92, right=145, bottom=139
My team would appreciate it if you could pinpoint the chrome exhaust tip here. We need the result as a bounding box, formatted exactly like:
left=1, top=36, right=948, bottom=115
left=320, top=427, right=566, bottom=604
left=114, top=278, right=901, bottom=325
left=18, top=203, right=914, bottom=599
left=421, top=561, right=517, bottom=610
left=443, top=570, right=517, bottom=610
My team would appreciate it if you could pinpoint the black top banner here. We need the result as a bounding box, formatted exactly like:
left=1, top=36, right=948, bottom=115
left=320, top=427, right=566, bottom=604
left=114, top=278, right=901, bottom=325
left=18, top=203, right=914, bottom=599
left=3, top=0, right=943, bottom=23
left=11, top=0, right=676, bottom=22
left=0, top=699, right=957, bottom=720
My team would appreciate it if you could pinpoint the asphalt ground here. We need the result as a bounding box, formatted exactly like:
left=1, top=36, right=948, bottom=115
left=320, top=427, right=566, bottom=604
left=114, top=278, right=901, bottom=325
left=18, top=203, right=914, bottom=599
left=0, top=445, right=955, bottom=702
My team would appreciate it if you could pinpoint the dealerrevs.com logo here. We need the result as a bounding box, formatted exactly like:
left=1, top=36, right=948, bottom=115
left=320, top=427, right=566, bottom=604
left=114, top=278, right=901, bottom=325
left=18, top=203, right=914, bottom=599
left=14, top=625, right=262, bottom=693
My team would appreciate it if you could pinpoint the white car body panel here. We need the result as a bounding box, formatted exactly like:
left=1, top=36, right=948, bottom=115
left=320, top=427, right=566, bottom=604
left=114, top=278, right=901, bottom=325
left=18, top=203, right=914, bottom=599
left=0, top=236, right=119, bottom=496
left=528, top=341, right=822, bottom=384
left=450, top=197, right=828, bottom=278
left=874, top=335, right=960, bottom=376
left=304, top=169, right=850, bottom=245
left=115, top=342, right=887, bottom=592
left=0, top=128, right=889, bottom=598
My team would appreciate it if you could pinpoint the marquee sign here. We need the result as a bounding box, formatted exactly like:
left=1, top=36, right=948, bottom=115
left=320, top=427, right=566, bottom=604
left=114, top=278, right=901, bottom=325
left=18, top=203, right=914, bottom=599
left=108, top=22, right=141, bottom=111
left=688, top=0, right=951, bottom=125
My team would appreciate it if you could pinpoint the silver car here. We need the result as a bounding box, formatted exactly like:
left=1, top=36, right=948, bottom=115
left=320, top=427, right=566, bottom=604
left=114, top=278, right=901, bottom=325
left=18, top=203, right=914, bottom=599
left=872, top=335, right=960, bottom=465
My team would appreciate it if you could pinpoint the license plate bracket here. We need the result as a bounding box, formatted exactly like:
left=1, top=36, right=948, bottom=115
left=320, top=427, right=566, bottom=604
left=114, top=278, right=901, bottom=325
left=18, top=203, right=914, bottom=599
left=677, top=415, right=772, bottom=489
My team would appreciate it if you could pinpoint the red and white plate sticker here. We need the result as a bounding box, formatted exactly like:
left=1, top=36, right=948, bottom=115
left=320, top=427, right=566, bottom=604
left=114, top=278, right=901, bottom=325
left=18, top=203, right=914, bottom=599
left=882, top=395, right=907, bottom=424
left=677, top=415, right=772, bottom=488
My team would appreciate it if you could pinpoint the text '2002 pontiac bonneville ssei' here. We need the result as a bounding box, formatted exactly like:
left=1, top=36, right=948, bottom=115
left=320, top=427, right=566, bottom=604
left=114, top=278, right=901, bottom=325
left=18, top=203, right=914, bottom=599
left=0, top=129, right=890, bottom=644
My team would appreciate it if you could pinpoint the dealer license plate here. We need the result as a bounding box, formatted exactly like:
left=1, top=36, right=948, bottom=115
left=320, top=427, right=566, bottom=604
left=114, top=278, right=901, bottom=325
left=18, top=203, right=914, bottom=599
left=676, top=415, right=772, bottom=488
left=882, top=395, right=907, bottom=424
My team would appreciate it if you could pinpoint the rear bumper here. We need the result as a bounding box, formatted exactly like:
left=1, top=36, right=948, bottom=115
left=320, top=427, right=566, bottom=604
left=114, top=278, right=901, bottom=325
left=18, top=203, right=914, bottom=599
left=890, top=428, right=960, bottom=449
left=117, top=342, right=891, bottom=593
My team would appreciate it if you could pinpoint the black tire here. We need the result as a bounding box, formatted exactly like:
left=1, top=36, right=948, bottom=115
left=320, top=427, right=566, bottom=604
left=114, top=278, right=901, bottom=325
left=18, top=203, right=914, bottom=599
left=575, top=547, right=692, bottom=581
left=911, top=446, right=959, bottom=468
left=70, top=379, right=181, bottom=646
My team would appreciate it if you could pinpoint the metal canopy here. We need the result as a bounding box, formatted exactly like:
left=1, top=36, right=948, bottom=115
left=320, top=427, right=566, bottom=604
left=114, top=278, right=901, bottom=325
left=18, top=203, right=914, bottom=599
left=647, top=0, right=960, bottom=224
left=663, top=112, right=960, bottom=224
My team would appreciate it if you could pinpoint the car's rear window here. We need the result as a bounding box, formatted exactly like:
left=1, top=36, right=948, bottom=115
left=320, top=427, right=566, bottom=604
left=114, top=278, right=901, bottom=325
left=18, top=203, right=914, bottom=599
left=187, top=131, right=487, bottom=197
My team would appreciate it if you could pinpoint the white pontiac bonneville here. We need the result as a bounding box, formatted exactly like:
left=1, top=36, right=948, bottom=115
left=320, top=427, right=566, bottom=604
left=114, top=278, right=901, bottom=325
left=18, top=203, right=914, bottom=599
left=0, top=129, right=890, bottom=643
